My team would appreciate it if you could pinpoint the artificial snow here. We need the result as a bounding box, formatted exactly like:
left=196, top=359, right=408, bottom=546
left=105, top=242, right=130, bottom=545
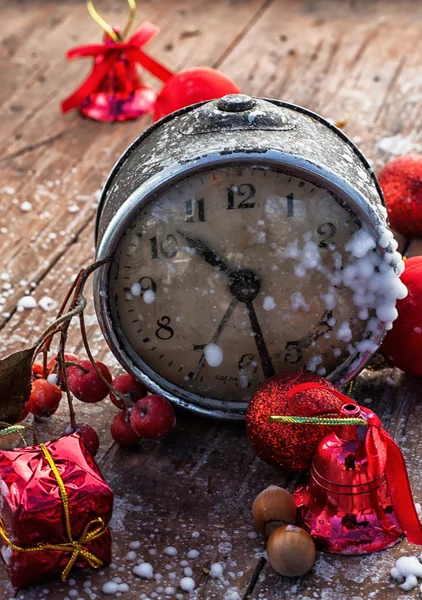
left=290, top=291, right=310, bottom=312
left=164, top=546, right=178, bottom=556
left=131, top=283, right=142, bottom=297
left=263, top=296, right=276, bottom=311
left=38, top=296, right=58, bottom=312
left=20, top=201, right=32, bottom=212
left=210, top=563, right=224, bottom=578
left=133, top=563, right=154, bottom=579
left=179, top=577, right=195, bottom=592
left=345, top=229, right=376, bottom=258
left=47, top=374, right=58, bottom=385
left=183, top=567, right=193, bottom=577
left=129, top=540, right=141, bottom=550
left=17, top=296, right=37, bottom=311
left=143, top=290, right=156, bottom=304
left=187, top=549, right=199, bottom=559
left=204, top=343, right=223, bottom=367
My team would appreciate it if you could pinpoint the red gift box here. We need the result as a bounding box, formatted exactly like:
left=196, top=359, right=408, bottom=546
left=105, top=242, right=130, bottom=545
left=0, top=433, right=113, bottom=588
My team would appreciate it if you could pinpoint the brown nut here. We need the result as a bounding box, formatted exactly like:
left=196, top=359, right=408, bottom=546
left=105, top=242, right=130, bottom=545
left=266, top=524, right=316, bottom=577
left=252, top=485, right=297, bottom=537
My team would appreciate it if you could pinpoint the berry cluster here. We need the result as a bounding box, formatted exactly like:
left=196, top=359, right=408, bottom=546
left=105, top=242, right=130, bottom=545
left=23, top=354, right=176, bottom=456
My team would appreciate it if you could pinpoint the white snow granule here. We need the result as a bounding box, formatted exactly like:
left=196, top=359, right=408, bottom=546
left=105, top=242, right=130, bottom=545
left=125, top=551, right=136, bottom=561
left=164, top=587, right=175, bottom=596
left=143, top=290, right=156, bottom=304
left=20, top=201, right=32, bottom=212
left=47, top=374, right=58, bottom=385
left=400, top=574, right=418, bottom=591
left=129, top=540, right=141, bottom=550
left=263, top=296, right=276, bottom=311
left=133, top=563, right=154, bottom=579
left=191, top=531, right=200, bottom=538
left=345, top=229, right=376, bottom=258
left=101, top=582, right=119, bottom=595
left=164, top=546, right=178, bottom=556
left=68, top=204, right=79, bottom=213
left=38, top=296, right=58, bottom=312
left=204, top=343, right=223, bottom=367
left=131, top=283, right=142, bottom=297
left=391, top=556, right=422, bottom=582
left=223, top=589, right=241, bottom=600
left=336, top=321, right=352, bottom=343
left=377, top=134, right=417, bottom=155
left=17, top=296, right=37, bottom=311
left=183, top=567, right=193, bottom=577
left=187, top=549, right=199, bottom=559
left=179, top=577, right=195, bottom=592
left=210, top=563, right=224, bottom=578
left=117, top=584, right=129, bottom=593
left=290, top=292, right=310, bottom=312
left=68, top=590, right=78, bottom=597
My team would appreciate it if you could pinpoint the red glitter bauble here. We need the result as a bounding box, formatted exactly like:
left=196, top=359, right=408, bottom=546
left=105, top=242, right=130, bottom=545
left=246, top=371, right=350, bottom=473
left=381, top=256, right=422, bottom=375
left=378, top=155, right=422, bottom=237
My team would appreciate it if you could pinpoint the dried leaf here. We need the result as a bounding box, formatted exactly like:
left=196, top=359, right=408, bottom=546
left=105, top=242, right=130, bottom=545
left=0, top=346, right=36, bottom=423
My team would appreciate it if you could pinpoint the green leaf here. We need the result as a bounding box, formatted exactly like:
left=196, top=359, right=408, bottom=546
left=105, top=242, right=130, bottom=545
left=0, top=346, right=36, bottom=423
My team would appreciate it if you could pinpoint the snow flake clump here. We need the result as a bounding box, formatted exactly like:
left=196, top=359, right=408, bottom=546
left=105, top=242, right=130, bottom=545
left=390, top=556, right=422, bottom=591
left=133, top=563, right=154, bottom=579
left=17, top=296, right=37, bottom=311
left=210, top=562, right=224, bottom=578
left=263, top=296, right=276, bottom=311
left=179, top=577, right=195, bottom=592
left=204, top=343, right=223, bottom=367
left=143, top=290, right=156, bottom=304
left=38, top=296, right=58, bottom=312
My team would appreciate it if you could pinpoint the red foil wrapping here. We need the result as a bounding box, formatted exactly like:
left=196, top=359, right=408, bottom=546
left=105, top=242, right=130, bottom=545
left=0, top=433, right=113, bottom=588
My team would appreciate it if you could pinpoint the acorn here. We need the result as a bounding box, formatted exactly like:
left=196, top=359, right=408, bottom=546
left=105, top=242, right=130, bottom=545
left=266, top=524, right=316, bottom=577
left=252, top=485, right=297, bottom=537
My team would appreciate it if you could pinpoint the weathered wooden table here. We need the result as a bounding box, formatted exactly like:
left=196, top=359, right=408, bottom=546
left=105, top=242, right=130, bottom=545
left=1, top=0, right=422, bottom=598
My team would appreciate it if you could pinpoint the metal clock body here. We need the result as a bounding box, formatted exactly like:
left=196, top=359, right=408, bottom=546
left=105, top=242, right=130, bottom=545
left=94, top=94, right=402, bottom=419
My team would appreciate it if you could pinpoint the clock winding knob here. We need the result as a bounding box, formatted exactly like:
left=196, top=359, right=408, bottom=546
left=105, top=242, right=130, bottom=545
left=216, top=94, right=256, bottom=112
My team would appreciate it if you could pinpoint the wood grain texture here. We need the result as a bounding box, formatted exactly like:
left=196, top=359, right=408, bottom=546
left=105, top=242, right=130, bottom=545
left=0, top=0, right=422, bottom=599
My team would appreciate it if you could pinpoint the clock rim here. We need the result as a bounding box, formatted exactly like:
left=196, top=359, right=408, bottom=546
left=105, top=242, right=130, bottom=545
left=94, top=151, right=387, bottom=420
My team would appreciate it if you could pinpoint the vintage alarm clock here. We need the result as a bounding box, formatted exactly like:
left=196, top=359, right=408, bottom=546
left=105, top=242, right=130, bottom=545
left=94, top=94, right=405, bottom=419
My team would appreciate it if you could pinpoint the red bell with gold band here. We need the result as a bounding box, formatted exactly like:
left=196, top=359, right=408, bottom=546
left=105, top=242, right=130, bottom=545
left=269, top=381, right=422, bottom=555
left=293, top=402, right=402, bottom=554
left=77, top=28, right=156, bottom=122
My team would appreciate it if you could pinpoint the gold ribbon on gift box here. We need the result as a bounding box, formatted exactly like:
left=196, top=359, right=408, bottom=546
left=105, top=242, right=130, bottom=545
left=0, top=425, right=108, bottom=581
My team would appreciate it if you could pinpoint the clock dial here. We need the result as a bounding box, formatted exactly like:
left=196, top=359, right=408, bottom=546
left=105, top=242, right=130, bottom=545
left=109, top=165, right=378, bottom=404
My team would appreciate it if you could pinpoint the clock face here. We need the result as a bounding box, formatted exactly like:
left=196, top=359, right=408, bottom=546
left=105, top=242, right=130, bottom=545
left=108, top=165, right=379, bottom=406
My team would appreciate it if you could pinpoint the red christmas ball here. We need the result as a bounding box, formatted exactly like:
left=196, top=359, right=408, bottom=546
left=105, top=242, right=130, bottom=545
left=378, top=155, right=422, bottom=237
left=246, top=371, right=350, bottom=473
left=381, top=256, right=422, bottom=375
left=153, top=67, right=241, bottom=121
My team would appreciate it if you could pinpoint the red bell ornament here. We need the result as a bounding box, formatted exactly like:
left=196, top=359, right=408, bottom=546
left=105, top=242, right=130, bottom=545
left=61, top=23, right=159, bottom=122
left=273, top=383, right=422, bottom=554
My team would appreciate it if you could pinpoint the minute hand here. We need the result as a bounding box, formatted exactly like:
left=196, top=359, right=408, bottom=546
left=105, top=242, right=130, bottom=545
left=178, top=231, right=232, bottom=273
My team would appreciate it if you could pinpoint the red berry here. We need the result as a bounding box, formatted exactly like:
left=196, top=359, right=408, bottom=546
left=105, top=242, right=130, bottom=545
left=130, top=395, right=175, bottom=440
left=110, top=412, right=140, bottom=447
left=378, top=155, right=422, bottom=237
left=74, top=423, right=100, bottom=457
left=381, top=256, right=422, bottom=375
left=67, top=360, right=112, bottom=403
left=29, top=379, right=62, bottom=417
left=32, top=362, right=45, bottom=380
left=47, top=353, right=81, bottom=390
left=109, top=374, right=146, bottom=410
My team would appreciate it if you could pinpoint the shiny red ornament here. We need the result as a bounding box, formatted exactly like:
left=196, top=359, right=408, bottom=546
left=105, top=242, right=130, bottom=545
left=378, top=155, right=422, bottom=237
left=290, top=384, right=422, bottom=553
left=381, top=256, right=422, bottom=375
left=0, top=434, right=113, bottom=588
left=61, top=23, right=159, bottom=122
left=246, top=371, right=349, bottom=473
left=153, top=67, right=241, bottom=122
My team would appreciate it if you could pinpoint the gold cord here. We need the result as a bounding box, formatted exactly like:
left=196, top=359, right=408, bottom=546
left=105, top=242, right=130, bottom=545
left=87, top=0, right=137, bottom=42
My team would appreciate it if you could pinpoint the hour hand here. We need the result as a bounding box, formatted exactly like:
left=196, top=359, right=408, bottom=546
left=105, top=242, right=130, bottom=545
left=177, top=231, right=231, bottom=273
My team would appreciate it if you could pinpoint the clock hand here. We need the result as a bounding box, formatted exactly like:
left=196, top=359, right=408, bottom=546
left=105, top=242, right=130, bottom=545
left=245, top=299, right=275, bottom=378
left=177, top=231, right=232, bottom=273
left=189, top=298, right=238, bottom=381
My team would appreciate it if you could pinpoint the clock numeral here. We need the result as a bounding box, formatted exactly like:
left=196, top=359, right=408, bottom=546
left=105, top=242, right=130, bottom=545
left=317, top=222, right=337, bottom=248
left=155, top=316, right=174, bottom=340
left=227, top=184, right=256, bottom=210
left=286, top=193, right=294, bottom=217
left=149, top=234, right=179, bottom=259
left=138, top=276, right=157, bottom=295
left=282, top=341, right=303, bottom=364
left=238, top=353, right=258, bottom=372
left=185, top=198, right=206, bottom=222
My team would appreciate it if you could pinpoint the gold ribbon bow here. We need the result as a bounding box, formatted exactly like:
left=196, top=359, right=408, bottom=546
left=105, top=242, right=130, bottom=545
left=0, top=442, right=108, bottom=581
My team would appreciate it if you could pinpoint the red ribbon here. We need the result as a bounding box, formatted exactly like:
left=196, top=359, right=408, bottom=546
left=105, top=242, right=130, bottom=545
left=287, top=381, right=422, bottom=545
left=61, top=22, right=174, bottom=114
